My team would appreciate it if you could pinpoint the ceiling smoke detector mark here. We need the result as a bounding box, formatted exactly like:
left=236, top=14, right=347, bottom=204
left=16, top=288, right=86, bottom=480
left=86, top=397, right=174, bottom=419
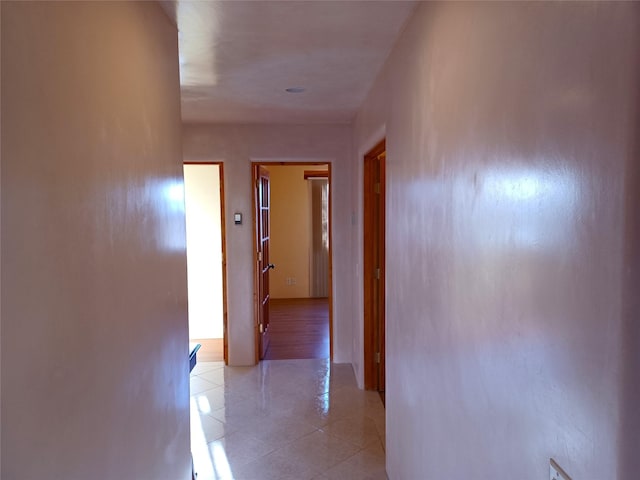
left=550, top=459, right=572, bottom=480
left=285, top=87, right=306, bottom=93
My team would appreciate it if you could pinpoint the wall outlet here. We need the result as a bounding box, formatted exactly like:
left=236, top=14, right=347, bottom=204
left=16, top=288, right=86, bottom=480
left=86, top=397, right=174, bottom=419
left=550, top=459, right=571, bottom=480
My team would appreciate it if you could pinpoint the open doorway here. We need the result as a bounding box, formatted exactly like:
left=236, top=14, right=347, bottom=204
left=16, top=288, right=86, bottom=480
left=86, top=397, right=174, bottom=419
left=252, top=162, right=333, bottom=362
left=184, top=162, right=228, bottom=364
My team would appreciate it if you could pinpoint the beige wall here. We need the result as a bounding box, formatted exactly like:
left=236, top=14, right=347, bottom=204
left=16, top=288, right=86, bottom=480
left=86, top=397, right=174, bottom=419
left=1, top=3, right=190, bottom=479
left=353, top=2, right=640, bottom=479
left=182, top=124, right=353, bottom=364
left=184, top=164, right=224, bottom=338
left=267, top=164, right=327, bottom=299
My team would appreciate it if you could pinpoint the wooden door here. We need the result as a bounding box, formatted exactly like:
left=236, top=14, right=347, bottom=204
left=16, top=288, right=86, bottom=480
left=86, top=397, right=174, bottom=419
left=364, top=140, right=386, bottom=395
left=256, top=166, right=273, bottom=359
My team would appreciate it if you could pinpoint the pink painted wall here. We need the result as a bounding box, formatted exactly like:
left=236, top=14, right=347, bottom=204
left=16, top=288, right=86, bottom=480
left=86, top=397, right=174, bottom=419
left=1, top=3, right=191, bottom=479
left=353, top=2, right=640, bottom=479
left=182, top=124, right=354, bottom=364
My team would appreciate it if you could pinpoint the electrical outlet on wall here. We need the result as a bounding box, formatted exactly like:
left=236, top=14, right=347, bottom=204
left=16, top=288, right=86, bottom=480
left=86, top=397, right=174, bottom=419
left=550, top=459, right=571, bottom=480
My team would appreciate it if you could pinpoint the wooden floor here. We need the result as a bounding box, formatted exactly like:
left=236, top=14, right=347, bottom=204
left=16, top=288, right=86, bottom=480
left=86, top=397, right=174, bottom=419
left=264, top=297, right=329, bottom=360
left=190, top=338, right=224, bottom=362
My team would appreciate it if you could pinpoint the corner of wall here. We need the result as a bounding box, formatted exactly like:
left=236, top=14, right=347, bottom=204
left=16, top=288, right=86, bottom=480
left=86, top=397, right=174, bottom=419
left=350, top=21, right=393, bottom=387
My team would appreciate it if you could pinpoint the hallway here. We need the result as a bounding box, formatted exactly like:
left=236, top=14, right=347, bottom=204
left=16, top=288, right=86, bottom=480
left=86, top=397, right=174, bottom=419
left=4, top=2, right=640, bottom=479
left=190, top=359, right=386, bottom=480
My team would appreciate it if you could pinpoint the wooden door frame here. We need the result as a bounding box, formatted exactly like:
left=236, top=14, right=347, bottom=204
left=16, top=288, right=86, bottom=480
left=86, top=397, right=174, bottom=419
left=363, top=140, right=386, bottom=391
left=255, top=165, right=273, bottom=360
left=183, top=162, right=230, bottom=365
left=251, top=161, right=334, bottom=363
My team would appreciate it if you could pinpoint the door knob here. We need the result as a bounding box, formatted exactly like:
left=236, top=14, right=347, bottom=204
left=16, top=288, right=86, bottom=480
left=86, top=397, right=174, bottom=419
left=268, top=264, right=275, bottom=270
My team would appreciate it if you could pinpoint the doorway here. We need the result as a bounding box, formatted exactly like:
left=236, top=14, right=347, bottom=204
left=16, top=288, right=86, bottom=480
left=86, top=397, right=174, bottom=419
left=363, top=140, right=386, bottom=398
left=183, top=162, right=228, bottom=364
left=252, top=162, right=333, bottom=362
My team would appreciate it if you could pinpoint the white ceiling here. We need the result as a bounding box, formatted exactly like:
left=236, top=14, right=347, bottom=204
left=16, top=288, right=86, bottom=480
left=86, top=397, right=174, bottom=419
left=161, top=1, right=416, bottom=124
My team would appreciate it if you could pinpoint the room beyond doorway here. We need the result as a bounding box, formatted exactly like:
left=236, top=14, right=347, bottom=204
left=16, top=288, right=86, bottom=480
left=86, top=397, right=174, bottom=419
left=184, top=162, right=228, bottom=363
left=252, top=162, right=332, bottom=362
left=264, top=298, right=329, bottom=359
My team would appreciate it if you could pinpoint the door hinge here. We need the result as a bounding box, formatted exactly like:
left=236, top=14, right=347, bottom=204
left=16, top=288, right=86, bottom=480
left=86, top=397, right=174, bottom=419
left=375, top=352, right=381, bottom=363
left=375, top=268, right=381, bottom=280
left=374, top=182, right=381, bottom=194
left=258, top=251, right=262, bottom=262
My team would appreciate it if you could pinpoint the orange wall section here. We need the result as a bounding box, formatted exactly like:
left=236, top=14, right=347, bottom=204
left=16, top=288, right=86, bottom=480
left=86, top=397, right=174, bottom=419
left=1, top=3, right=190, bottom=479
left=353, top=2, right=640, bottom=479
left=267, top=164, right=328, bottom=299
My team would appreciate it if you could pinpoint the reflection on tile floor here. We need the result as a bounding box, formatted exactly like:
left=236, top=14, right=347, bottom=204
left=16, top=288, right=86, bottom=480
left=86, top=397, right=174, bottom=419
left=190, top=359, right=387, bottom=480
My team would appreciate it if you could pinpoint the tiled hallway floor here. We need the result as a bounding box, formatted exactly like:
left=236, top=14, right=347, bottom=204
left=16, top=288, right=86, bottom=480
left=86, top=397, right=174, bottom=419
left=190, top=359, right=387, bottom=480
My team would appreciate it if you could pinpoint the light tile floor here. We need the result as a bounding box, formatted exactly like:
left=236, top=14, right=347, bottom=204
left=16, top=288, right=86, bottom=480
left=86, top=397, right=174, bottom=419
left=190, top=359, right=387, bottom=480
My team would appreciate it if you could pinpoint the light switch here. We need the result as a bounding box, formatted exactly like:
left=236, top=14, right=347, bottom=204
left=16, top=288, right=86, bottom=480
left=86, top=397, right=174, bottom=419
left=234, top=213, right=242, bottom=225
